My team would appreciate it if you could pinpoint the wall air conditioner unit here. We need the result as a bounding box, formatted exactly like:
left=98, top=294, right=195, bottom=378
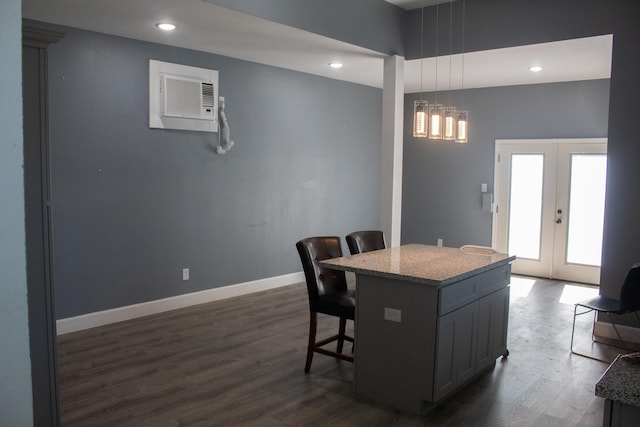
left=149, top=59, right=219, bottom=132
left=161, top=74, right=215, bottom=121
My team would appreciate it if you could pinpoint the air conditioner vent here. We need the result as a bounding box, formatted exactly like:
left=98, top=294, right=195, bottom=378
left=202, top=82, right=214, bottom=108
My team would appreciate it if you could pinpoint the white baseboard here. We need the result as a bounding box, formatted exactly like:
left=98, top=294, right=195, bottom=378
left=594, top=320, right=640, bottom=345
left=56, top=271, right=305, bottom=335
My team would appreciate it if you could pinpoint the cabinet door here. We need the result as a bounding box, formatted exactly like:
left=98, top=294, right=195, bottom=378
left=476, top=287, right=510, bottom=370
left=433, top=302, right=478, bottom=401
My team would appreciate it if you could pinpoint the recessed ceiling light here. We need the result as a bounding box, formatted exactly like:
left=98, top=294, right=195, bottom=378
left=529, top=65, right=543, bottom=72
left=329, top=62, right=343, bottom=69
left=156, top=22, right=177, bottom=31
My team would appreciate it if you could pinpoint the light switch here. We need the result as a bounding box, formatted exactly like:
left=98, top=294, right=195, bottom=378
left=481, top=183, right=488, bottom=193
left=384, top=307, right=402, bottom=323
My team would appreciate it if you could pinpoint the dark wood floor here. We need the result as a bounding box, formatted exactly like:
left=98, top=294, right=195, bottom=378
left=57, top=276, right=622, bottom=426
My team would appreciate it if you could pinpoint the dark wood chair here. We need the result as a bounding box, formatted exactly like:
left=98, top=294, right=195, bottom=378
left=571, top=263, right=640, bottom=362
left=296, top=236, right=355, bottom=372
left=345, top=230, right=386, bottom=255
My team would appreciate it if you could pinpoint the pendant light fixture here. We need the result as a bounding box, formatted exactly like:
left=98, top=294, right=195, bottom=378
left=455, top=110, right=468, bottom=143
left=413, top=100, right=428, bottom=137
left=414, top=0, right=469, bottom=143
left=428, top=104, right=443, bottom=139
left=455, top=0, right=469, bottom=143
left=443, top=107, right=456, bottom=140
left=413, top=2, right=428, bottom=138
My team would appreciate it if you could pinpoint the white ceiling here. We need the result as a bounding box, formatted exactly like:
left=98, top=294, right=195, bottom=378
left=22, top=0, right=612, bottom=92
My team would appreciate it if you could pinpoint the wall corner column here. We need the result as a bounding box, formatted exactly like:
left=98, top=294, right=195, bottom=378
left=381, top=55, right=404, bottom=247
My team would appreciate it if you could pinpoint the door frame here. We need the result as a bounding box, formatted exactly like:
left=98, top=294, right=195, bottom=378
left=492, top=138, right=607, bottom=284
left=23, top=26, right=65, bottom=426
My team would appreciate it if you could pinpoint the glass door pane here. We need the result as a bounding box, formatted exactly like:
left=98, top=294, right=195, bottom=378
left=508, top=154, right=544, bottom=260
left=566, top=154, right=607, bottom=266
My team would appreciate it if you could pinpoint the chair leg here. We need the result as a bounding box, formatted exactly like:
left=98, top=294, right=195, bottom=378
left=570, top=304, right=594, bottom=353
left=570, top=304, right=579, bottom=354
left=590, top=309, right=598, bottom=343
left=571, top=306, right=637, bottom=363
left=571, top=305, right=609, bottom=363
left=337, top=317, right=346, bottom=354
left=305, top=312, right=317, bottom=373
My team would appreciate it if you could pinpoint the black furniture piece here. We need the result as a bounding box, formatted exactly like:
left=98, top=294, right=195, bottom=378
left=345, top=230, right=386, bottom=255
left=296, top=236, right=355, bottom=372
left=571, top=263, right=640, bottom=362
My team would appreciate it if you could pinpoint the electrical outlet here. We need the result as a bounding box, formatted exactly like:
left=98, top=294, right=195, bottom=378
left=384, top=307, right=402, bottom=323
left=437, top=238, right=443, bottom=247
left=182, top=268, right=190, bottom=281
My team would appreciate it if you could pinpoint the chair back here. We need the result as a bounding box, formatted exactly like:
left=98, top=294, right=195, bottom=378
left=296, top=236, right=348, bottom=311
left=620, top=263, right=640, bottom=312
left=346, top=230, right=386, bottom=255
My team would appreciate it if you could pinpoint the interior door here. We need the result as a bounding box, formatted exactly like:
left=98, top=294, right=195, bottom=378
left=493, top=139, right=607, bottom=285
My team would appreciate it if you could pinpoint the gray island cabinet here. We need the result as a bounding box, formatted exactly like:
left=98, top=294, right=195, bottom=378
left=320, top=244, right=515, bottom=414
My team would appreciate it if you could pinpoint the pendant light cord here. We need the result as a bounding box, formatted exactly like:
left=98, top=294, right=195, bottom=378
left=434, top=1, right=439, bottom=104
left=419, top=2, right=424, bottom=99
left=460, top=0, right=466, bottom=111
left=448, top=1, right=453, bottom=108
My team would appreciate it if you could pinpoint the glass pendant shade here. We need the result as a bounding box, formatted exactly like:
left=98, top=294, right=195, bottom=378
left=443, top=107, right=456, bottom=141
left=455, top=110, right=469, bottom=143
left=413, top=100, right=428, bottom=138
left=428, top=104, right=444, bottom=139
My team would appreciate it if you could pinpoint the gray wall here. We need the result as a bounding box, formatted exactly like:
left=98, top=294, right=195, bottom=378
left=47, top=28, right=382, bottom=318
left=402, top=79, right=610, bottom=248
left=0, top=1, right=35, bottom=425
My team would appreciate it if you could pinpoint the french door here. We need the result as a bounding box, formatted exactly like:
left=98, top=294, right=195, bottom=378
left=493, top=139, right=607, bottom=285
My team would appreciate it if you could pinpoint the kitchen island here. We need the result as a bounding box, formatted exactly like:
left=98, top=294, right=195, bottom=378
left=320, top=244, right=515, bottom=414
left=596, top=353, right=640, bottom=427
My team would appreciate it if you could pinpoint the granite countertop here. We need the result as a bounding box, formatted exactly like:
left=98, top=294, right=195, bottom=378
left=595, top=353, right=640, bottom=407
left=319, top=244, right=515, bottom=286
